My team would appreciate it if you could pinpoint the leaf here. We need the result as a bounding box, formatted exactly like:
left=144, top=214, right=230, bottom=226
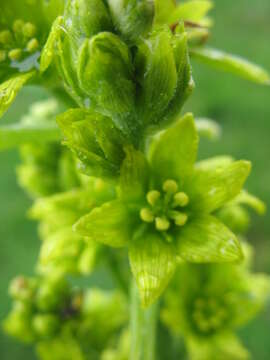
left=136, top=29, right=178, bottom=127
left=195, top=118, right=221, bottom=140
left=149, top=113, right=198, bottom=185
left=0, top=72, right=34, bottom=118
left=129, top=231, right=176, bottom=307
left=176, top=215, right=243, bottom=263
left=186, top=160, right=251, bottom=213
left=191, top=47, right=270, bottom=85
left=108, top=0, right=154, bottom=43
left=74, top=200, right=130, bottom=248
left=120, top=146, right=149, bottom=203
left=0, top=123, right=60, bottom=150
left=170, top=0, right=213, bottom=24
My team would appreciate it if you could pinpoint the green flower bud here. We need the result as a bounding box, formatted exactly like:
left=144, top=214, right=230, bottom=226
left=8, top=276, right=35, bottom=302
left=108, top=0, right=154, bottom=43
left=32, top=314, right=59, bottom=338
left=78, top=32, right=136, bottom=135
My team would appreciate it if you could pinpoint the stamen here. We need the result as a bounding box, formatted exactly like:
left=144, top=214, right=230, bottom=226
left=27, top=38, right=39, bottom=53
left=162, top=179, right=178, bottom=194
left=8, top=48, right=22, bottom=61
left=0, top=30, right=13, bottom=45
left=0, top=50, right=7, bottom=62
left=23, top=23, right=37, bottom=38
left=140, top=208, right=154, bottom=223
left=173, top=192, right=189, bottom=207
left=169, top=211, right=188, bottom=226
left=146, top=190, right=160, bottom=206
left=155, top=217, right=170, bottom=231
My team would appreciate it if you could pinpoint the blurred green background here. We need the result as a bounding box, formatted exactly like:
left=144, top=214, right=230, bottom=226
left=0, top=0, right=270, bottom=358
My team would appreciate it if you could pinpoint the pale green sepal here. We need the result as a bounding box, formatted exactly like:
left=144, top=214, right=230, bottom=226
left=191, top=47, right=270, bottom=85
left=120, top=146, right=149, bottom=202
left=74, top=200, right=130, bottom=248
left=0, top=123, right=60, bottom=150
left=77, top=32, right=135, bottom=135
left=170, top=1, right=213, bottom=24
left=187, top=160, right=251, bottom=213
left=195, top=118, right=221, bottom=140
left=129, top=231, right=176, bottom=307
left=187, top=332, right=250, bottom=360
left=0, top=71, right=34, bottom=118
left=154, top=0, right=176, bottom=25
left=195, top=156, right=233, bottom=171
left=108, top=0, right=154, bottom=43
left=176, top=215, right=243, bottom=263
left=136, top=29, right=178, bottom=127
left=40, top=16, right=63, bottom=73
left=149, top=113, right=198, bottom=184
left=234, top=190, right=266, bottom=215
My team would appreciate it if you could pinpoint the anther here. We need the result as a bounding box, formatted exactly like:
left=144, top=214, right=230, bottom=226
left=155, top=217, right=170, bottom=231
left=8, top=48, right=22, bottom=61
left=146, top=190, right=160, bottom=206
left=27, top=38, right=39, bottom=53
left=0, top=50, right=7, bottom=62
left=140, top=208, right=154, bottom=223
left=173, top=192, right=189, bottom=207
left=169, top=211, right=188, bottom=226
left=0, top=30, right=13, bottom=44
left=13, top=19, right=25, bottom=34
left=23, top=22, right=37, bottom=38
left=163, top=179, right=178, bottom=193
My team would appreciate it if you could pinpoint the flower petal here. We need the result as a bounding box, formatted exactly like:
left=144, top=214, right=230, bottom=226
left=129, top=231, right=176, bottom=307
left=74, top=200, right=130, bottom=248
left=119, top=146, right=149, bottom=203
left=186, top=160, right=251, bottom=213
left=149, top=113, right=198, bottom=184
left=176, top=215, right=243, bottom=263
left=0, top=72, right=34, bottom=118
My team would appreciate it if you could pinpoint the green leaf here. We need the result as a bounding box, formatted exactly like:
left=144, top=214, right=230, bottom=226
left=149, top=113, right=198, bottom=184
left=108, top=0, right=154, bottom=43
left=0, top=123, right=60, bottom=150
left=77, top=32, right=136, bottom=135
left=154, top=0, right=176, bottom=25
left=74, top=200, right=130, bottom=248
left=120, top=146, right=149, bottom=203
left=40, top=16, right=63, bottom=73
left=191, top=47, right=270, bottom=85
left=186, top=160, right=251, bottom=213
left=136, top=29, right=178, bottom=127
left=176, top=215, right=243, bottom=263
left=195, top=118, right=221, bottom=140
left=170, top=1, right=213, bottom=24
left=129, top=231, right=176, bottom=307
left=0, top=72, right=34, bottom=118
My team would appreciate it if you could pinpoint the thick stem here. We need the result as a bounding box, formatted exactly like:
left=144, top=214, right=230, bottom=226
left=130, top=281, right=158, bottom=360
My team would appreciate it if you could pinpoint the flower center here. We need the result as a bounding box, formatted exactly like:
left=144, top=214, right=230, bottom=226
left=140, top=179, right=189, bottom=234
left=191, top=296, right=228, bottom=334
left=0, top=19, right=40, bottom=64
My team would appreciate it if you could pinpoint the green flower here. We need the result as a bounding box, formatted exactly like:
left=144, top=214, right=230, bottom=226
left=4, top=274, right=127, bottom=359
left=75, top=114, right=251, bottom=307
left=162, top=249, right=270, bottom=360
left=0, top=0, right=65, bottom=117
left=30, top=177, right=115, bottom=275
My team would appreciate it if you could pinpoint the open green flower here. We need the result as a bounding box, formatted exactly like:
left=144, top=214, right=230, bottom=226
left=75, top=114, right=251, bottom=307
left=30, top=177, right=115, bottom=275
left=4, top=274, right=127, bottom=359
left=0, top=0, right=64, bottom=117
left=162, top=249, right=270, bottom=360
